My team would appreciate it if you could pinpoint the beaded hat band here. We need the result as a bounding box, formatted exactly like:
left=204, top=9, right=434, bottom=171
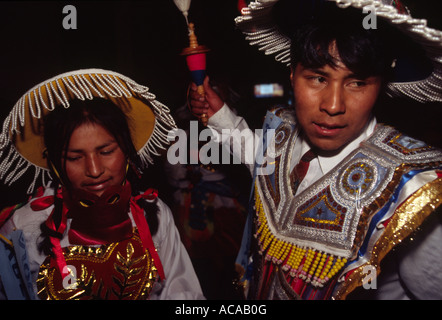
left=235, top=0, right=442, bottom=103
left=0, top=69, right=177, bottom=193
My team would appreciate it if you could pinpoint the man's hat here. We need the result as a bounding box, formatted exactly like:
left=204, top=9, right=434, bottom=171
left=0, top=69, right=176, bottom=193
left=235, top=0, right=442, bottom=103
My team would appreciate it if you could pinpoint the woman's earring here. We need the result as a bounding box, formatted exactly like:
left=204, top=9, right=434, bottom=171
left=127, top=159, right=142, bottom=179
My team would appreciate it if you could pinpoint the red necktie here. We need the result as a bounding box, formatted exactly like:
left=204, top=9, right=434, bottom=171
left=291, top=150, right=316, bottom=195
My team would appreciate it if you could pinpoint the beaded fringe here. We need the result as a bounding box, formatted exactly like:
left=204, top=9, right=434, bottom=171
left=235, top=0, right=442, bottom=103
left=0, top=69, right=176, bottom=194
left=254, top=186, right=347, bottom=288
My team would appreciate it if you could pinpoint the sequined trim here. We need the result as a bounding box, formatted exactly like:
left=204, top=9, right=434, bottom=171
left=333, top=177, right=442, bottom=299
left=254, top=122, right=442, bottom=296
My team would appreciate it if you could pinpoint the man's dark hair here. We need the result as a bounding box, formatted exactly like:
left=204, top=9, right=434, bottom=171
left=290, top=21, right=395, bottom=80
left=272, top=0, right=432, bottom=83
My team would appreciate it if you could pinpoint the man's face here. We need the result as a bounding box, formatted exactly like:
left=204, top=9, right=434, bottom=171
left=291, top=55, right=382, bottom=154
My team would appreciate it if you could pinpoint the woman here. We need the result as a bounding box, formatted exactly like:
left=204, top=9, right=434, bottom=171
left=0, top=69, right=204, bottom=300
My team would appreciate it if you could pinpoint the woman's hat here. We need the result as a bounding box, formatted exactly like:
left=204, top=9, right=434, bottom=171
left=235, top=0, right=442, bottom=103
left=0, top=68, right=177, bottom=193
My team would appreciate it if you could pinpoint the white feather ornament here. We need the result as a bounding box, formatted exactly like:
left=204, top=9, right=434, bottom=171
left=173, top=0, right=191, bottom=26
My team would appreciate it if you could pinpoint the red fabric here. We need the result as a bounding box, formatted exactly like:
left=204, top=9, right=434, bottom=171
left=130, top=189, right=165, bottom=280
left=292, top=150, right=316, bottom=194
left=30, top=185, right=165, bottom=281
left=64, top=184, right=133, bottom=246
left=44, top=203, right=70, bottom=278
left=30, top=196, right=55, bottom=211
left=30, top=189, right=69, bottom=277
left=186, top=53, right=206, bottom=71
left=68, top=220, right=133, bottom=246
left=237, top=0, right=247, bottom=12
left=0, top=205, right=19, bottom=228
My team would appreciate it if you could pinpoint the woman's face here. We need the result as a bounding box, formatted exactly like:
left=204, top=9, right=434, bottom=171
left=63, top=122, right=127, bottom=197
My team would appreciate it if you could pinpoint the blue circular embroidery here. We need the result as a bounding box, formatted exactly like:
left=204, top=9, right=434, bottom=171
left=342, top=162, right=374, bottom=196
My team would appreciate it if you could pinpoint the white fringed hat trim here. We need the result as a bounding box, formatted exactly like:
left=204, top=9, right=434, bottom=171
left=0, top=68, right=176, bottom=194
left=235, top=0, right=442, bottom=103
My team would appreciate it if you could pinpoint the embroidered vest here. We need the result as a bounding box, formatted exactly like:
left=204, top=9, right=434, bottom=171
left=37, top=229, right=158, bottom=300
left=32, top=183, right=164, bottom=300
left=249, top=108, right=442, bottom=300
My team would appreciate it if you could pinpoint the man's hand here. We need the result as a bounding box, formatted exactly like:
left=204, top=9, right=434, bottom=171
left=189, top=76, right=224, bottom=119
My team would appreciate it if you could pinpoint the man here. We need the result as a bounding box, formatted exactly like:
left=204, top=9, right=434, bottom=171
left=190, top=0, right=442, bottom=299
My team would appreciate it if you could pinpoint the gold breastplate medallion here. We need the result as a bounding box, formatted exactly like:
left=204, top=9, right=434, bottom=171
left=37, top=230, right=158, bottom=300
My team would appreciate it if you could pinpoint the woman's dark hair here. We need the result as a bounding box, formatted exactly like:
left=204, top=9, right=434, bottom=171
left=39, top=98, right=158, bottom=255
left=43, top=98, right=138, bottom=186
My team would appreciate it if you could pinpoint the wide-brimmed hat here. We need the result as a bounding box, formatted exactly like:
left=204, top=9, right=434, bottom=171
left=235, top=0, right=442, bottom=103
left=0, top=68, right=176, bottom=193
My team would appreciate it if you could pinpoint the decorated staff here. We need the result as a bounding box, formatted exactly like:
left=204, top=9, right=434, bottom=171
left=174, top=0, right=210, bottom=126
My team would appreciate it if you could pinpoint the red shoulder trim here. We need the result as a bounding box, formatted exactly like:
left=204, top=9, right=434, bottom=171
left=0, top=203, right=25, bottom=228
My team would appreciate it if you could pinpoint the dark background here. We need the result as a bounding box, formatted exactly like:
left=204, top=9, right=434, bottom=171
left=0, top=0, right=291, bottom=127
left=1, top=0, right=441, bottom=209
